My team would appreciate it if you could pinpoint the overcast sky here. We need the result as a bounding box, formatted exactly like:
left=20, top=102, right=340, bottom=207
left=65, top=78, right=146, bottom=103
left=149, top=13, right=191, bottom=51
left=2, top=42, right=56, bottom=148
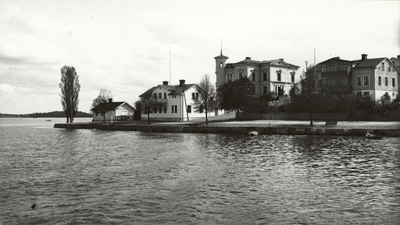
left=1, top=0, right=399, bottom=114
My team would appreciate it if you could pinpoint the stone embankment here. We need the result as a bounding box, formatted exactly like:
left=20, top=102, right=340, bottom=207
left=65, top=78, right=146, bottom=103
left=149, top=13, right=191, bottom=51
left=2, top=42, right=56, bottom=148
left=54, top=122, right=400, bottom=137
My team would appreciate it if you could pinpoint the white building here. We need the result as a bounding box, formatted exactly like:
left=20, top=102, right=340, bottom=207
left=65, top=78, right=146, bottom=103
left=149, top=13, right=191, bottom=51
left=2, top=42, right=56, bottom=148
left=215, top=51, right=300, bottom=97
left=139, top=80, right=212, bottom=121
left=91, top=99, right=135, bottom=122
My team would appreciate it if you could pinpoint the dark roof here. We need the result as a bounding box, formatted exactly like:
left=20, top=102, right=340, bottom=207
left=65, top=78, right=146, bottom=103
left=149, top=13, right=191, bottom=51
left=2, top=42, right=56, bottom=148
left=91, top=102, right=127, bottom=112
left=139, top=84, right=197, bottom=97
left=231, top=58, right=299, bottom=68
left=353, top=57, right=386, bottom=69
left=168, top=84, right=196, bottom=95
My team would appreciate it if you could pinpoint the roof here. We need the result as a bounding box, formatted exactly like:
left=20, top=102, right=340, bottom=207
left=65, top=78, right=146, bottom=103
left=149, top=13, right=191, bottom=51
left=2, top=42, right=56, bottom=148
left=139, top=83, right=197, bottom=97
left=230, top=57, right=299, bottom=68
left=353, top=57, right=386, bottom=69
left=91, top=102, right=134, bottom=112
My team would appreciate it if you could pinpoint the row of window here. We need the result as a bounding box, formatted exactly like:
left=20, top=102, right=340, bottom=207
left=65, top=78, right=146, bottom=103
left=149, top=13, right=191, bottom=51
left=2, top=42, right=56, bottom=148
left=153, top=92, right=199, bottom=99
left=321, top=63, right=351, bottom=72
left=356, top=76, right=396, bottom=87
left=150, top=105, right=204, bottom=114
left=227, top=71, right=295, bottom=82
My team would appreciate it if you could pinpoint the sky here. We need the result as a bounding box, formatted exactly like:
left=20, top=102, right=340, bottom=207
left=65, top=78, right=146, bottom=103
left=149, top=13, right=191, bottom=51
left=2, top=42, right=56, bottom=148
left=0, top=0, right=399, bottom=114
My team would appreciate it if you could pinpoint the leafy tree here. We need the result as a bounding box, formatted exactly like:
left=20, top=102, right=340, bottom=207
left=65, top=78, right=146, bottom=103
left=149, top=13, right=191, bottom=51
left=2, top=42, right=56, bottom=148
left=140, top=95, right=159, bottom=124
left=59, top=66, right=80, bottom=123
left=92, top=88, right=113, bottom=109
left=291, top=65, right=331, bottom=125
left=217, top=77, right=254, bottom=113
left=133, top=100, right=142, bottom=120
left=192, top=74, right=217, bottom=125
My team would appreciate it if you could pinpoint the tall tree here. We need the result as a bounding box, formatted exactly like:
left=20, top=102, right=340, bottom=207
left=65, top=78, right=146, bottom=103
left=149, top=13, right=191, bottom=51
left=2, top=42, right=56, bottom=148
left=92, top=88, right=113, bottom=109
left=59, top=66, right=80, bottom=123
left=193, top=74, right=217, bottom=125
left=217, top=77, right=254, bottom=113
left=140, top=95, right=158, bottom=125
left=293, top=64, right=330, bottom=126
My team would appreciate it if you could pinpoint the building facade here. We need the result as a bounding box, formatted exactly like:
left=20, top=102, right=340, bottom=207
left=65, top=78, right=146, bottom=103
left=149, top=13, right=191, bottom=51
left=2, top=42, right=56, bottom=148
left=139, top=80, right=210, bottom=121
left=215, top=52, right=300, bottom=97
left=91, top=99, right=135, bottom=122
left=314, top=54, right=399, bottom=101
left=352, top=56, right=399, bottom=100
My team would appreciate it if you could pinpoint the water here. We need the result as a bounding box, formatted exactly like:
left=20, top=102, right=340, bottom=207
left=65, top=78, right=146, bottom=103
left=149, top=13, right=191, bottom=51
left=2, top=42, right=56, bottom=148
left=1, top=118, right=399, bottom=224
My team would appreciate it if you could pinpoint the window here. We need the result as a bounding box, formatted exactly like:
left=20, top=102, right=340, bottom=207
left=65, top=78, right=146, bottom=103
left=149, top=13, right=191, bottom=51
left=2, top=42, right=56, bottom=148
left=364, top=76, right=369, bottom=86
left=196, top=93, right=199, bottom=98
left=252, top=72, right=256, bottom=81
left=364, top=92, right=369, bottom=96
left=154, top=93, right=157, bottom=99
left=393, top=78, right=396, bottom=87
left=263, top=72, right=267, bottom=81
left=263, top=86, right=267, bottom=94
left=228, top=73, right=232, bottom=81
left=277, top=71, right=281, bottom=81
left=159, top=105, right=163, bottom=113
left=172, top=95, right=176, bottom=99
left=192, top=93, right=195, bottom=99
left=356, top=77, right=362, bottom=86
left=187, top=105, right=191, bottom=113
left=199, top=105, right=204, bottom=113
left=291, top=72, right=295, bottom=82
left=220, top=62, right=223, bottom=68
left=171, top=105, right=174, bottom=113
left=239, top=72, right=243, bottom=78
left=159, top=93, right=162, bottom=99
left=164, top=93, right=167, bottom=99
left=382, top=63, right=385, bottom=71
left=385, top=77, right=388, bottom=86
left=174, top=105, right=177, bottom=113
left=378, top=76, right=381, bottom=86
left=164, top=106, right=167, bottom=113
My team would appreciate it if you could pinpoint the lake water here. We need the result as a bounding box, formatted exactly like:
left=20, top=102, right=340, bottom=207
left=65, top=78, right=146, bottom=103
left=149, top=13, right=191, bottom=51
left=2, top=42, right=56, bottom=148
left=1, top=118, right=399, bottom=224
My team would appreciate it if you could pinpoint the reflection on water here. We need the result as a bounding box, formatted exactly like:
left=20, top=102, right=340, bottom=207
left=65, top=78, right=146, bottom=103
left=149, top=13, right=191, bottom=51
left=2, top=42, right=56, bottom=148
left=0, top=118, right=399, bottom=224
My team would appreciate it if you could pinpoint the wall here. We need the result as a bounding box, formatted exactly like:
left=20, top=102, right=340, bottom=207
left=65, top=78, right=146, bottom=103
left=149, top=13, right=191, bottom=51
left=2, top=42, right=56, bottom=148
left=237, top=112, right=348, bottom=121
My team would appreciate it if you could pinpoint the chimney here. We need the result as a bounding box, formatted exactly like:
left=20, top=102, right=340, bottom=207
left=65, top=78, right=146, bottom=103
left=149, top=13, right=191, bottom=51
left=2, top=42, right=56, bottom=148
left=397, top=55, right=400, bottom=59
left=179, top=79, right=185, bottom=86
left=362, top=54, right=368, bottom=60
left=162, top=81, right=169, bottom=85
left=108, top=98, right=113, bottom=103
left=245, top=57, right=251, bottom=60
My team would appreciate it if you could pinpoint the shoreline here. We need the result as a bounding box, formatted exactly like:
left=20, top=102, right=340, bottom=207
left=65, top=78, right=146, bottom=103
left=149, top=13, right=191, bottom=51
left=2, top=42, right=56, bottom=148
left=53, top=121, right=400, bottom=137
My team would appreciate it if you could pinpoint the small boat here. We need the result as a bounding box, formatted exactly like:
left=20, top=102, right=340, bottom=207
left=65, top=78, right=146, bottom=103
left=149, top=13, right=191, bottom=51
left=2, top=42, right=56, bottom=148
left=46, top=119, right=51, bottom=122
left=366, top=132, right=382, bottom=139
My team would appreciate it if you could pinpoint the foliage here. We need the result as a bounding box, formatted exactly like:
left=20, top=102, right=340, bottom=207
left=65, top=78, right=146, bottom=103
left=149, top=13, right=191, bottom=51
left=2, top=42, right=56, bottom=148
left=260, top=92, right=278, bottom=101
left=92, top=88, right=113, bottom=109
left=242, top=97, right=270, bottom=113
left=59, top=66, right=80, bottom=123
left=192, top=74, right=217, bottom=125
left=140, top=96, right=162, bottom=124
left=217, top=77, right=254, bottom=113
left=133, top=100, right=142, bottom=120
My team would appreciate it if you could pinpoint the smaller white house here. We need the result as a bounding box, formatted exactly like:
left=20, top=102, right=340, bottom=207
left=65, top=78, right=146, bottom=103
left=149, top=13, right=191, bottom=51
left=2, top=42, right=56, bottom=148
left=91, top=98, right=135, bottom=122
left=139, top=80, right=215, bottom=121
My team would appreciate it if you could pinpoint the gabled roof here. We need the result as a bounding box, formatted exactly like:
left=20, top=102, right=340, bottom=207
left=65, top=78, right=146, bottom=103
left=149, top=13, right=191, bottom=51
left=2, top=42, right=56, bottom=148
left=230, top=57, right=299, bottom=68
left=353, top=57, right=386, bottom=69
left=91, top=101, right=134, bottom=112
left=139, top=83, right=198, bottom=97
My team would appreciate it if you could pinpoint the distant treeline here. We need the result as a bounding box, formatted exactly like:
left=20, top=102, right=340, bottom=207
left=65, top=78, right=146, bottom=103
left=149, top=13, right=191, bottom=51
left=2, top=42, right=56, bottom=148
left=0, top=111, right=92, bottom=118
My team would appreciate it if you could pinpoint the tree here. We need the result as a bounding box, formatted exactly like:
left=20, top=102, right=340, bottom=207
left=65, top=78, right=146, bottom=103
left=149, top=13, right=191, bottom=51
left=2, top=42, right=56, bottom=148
left=192, top=74, right=217, bottom=125
left=59, top=66, right=80, bottom=123
left=133, top=100, right=142, bottom=120
left=217, top=77, right=255, bottom=113
left=92, top=88, right=113, bottom=109
left=292, top=65, right=328, bottom=126
left=140, top=95, right=159, bottom=125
